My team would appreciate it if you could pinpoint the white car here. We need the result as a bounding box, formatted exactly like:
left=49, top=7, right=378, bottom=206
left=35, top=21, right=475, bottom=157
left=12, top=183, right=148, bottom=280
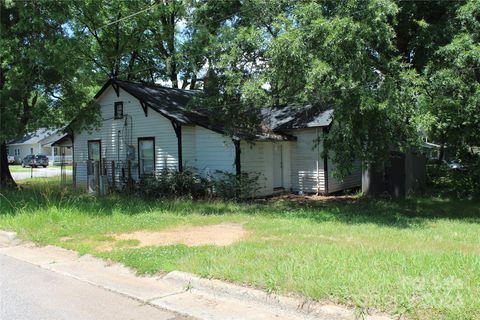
left=7, top=155, right=15, bottom=164
left=447, top=160, right=465, bottom=171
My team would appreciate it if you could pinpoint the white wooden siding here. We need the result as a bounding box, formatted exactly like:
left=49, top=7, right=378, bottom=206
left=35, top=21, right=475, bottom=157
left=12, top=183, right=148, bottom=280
left=181, top=125, right=196, bottom=169
left=288, top=128, right=326, bottom=194
left=194, top=127, right=235, bottom=177
left=327, top=158, right=362, bottom=193
left=74, top=86, right=178, bottom=185
left=241, top=141, right=292, bottom=196
left=241, top=141, right=268, bottom=195
left=281, top=142, right=292, bottom=191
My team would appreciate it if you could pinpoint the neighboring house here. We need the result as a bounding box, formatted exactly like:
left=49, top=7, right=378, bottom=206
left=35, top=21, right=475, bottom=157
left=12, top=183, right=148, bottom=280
left=73, top=79, right=361, bottom=196
left=7, top=128, right=73, bottom=165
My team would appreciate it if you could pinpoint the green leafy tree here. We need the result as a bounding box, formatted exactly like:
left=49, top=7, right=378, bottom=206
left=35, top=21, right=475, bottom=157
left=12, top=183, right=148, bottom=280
left=420, top=0, right=480, bottom=160
left=195, top=0, right=423, bottom=176
left=0, top=0, right=93, bottom=188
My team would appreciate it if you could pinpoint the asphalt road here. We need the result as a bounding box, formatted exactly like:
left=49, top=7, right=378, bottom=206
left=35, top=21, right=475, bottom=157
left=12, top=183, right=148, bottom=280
left=0, top=255, right=188, bottom=320
left=11, top=167, right=72, bottom=181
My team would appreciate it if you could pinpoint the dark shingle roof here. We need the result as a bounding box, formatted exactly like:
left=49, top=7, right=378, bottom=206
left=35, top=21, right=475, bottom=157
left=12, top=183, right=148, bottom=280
left=97, top=79, right=230, bottom=135
left=95, top=79, right=332, bottom=141
left=261, top=105, right=333, bottom=131
left=107, top=80, right=204, bottom=125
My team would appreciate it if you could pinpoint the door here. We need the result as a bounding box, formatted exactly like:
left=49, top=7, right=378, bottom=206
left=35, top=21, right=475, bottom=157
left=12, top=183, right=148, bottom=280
left=87, top=140, right=101, bottom=176
left=273, top=144, right=283, bottom=189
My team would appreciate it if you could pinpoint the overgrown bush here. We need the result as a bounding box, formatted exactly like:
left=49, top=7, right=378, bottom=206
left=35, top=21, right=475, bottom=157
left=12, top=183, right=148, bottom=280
left=137, top=168, right=210, bottom=199
left=212, top=171, right=261, bottom=200
left=137, top=168, right=262, bottom=200
left=427, top=159, right=480, bottom=199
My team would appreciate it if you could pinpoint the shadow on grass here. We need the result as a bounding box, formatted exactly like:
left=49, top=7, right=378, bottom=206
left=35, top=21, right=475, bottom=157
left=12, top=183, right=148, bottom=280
left=271, top=196, right=480, bottom=227
left=1, top=182, right=480, bottom=229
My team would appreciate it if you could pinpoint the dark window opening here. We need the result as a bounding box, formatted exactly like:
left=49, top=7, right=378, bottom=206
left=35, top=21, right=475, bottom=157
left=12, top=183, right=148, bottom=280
left=114, top=101, right=124, bottom=119
left=138, top=137, right=155, bottom=176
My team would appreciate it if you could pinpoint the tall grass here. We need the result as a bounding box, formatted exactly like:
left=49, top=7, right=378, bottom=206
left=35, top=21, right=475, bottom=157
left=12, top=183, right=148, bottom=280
left=1, top=180, right=480, bottom=319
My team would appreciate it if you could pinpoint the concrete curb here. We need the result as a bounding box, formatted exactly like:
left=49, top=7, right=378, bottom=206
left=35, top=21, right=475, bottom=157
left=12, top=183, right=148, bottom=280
left=161, top=271, right=391, bottom=320
left=0, top=230, right=392, bottom=320
left=0, top=230, right=21, bottom=247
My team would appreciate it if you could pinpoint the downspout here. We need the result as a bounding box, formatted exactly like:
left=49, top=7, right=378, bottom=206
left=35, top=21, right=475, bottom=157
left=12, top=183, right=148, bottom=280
left=233, top=138, right=241, bottom=175
left=117, top=130, right=121, bottom=161
left=316, top=128, right=320, bottom=195
left=177, top=125, right=182, bottom=172
left=171, top=121, right=183, bottom=172
left=71, top=133, right=75, bottom=187
left=323, top=127, right=329, bottom=195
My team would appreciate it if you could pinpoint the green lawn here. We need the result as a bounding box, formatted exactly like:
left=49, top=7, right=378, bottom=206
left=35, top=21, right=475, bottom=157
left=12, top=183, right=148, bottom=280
left=1, top=179, right=479, bottom=319
left=8, top=165, right=72, bottom=172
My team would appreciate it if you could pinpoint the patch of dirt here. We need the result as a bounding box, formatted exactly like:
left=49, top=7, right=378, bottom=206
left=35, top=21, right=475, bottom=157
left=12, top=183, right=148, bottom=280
left=59, top=236, right=74, bottom=242
left=100, top=223, right=247, bottom=251
left=264, top=193, right=358, bottom=204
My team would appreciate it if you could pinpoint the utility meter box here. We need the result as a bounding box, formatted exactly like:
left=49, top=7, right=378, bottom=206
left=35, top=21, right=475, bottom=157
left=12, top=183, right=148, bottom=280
left=126, top=145, right=136, bottom=160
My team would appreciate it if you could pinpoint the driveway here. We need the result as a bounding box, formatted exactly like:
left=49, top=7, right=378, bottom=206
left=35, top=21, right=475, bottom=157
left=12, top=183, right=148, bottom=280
left=0, top=255, right=188, bottom=320
left=12, top=167, right=72, bottom=181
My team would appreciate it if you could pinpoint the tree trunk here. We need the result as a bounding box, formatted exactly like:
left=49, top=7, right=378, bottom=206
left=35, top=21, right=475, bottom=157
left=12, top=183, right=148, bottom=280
left=189, top=73, right=197, bottom=90
left=167, top=12, right=177, bottom=88
left=438, top=144, right=445, bottom=164
left=168, top=58, right=178, bottom=88
left=0, top=142, right=16, bottom=189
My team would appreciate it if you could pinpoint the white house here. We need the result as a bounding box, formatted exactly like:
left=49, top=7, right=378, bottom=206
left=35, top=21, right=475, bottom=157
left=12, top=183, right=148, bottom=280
left=72, top=79, right=361, bottom=196
left=8, top=128, right=73, bottom=165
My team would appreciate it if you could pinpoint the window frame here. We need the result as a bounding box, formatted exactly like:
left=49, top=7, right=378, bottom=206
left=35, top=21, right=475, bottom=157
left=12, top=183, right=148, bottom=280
left=137, top=137, right=155, bottom=177
left=87, top=140, right=102, bottom=161
left=114, top=101, right=124, bottom=119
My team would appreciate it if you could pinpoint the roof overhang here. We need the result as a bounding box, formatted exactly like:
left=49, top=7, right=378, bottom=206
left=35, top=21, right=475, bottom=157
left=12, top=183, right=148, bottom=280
left=51, top=134, right=73, bottom=147
left=93, top=79, right=295, bottom=142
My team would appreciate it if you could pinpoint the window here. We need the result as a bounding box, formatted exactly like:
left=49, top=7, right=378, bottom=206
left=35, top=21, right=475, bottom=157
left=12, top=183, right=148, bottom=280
left=138, top=137, right=155, bottom=176
left=30, top=148, right=34, bottom=154
left=88, top=140, right=101, bottom=161
left=114, top=101, right=123, bottom=119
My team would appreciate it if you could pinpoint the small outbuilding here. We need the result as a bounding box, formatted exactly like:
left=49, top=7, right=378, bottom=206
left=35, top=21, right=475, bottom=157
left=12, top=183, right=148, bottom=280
left=362, top=151, right=427, bottom=198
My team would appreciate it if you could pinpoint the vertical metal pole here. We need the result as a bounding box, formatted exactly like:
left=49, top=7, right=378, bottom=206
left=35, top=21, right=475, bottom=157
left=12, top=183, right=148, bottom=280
left=111, top=160, right=116, bottom=191
left=127, top=160, right=132, bottom=192
left=95, top=161, right=100, bottom=196
left=73, top=161, right=76, bottom=190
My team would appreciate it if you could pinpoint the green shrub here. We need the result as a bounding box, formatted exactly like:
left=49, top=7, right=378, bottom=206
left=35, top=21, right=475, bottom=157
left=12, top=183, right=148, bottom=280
left=212, top=171, right=261, bottom=200
left=427, top=158, right=480, bottom=199
left=137, top=168, right=262, bottom=200
left=137, top=168, right=210, bottom=199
